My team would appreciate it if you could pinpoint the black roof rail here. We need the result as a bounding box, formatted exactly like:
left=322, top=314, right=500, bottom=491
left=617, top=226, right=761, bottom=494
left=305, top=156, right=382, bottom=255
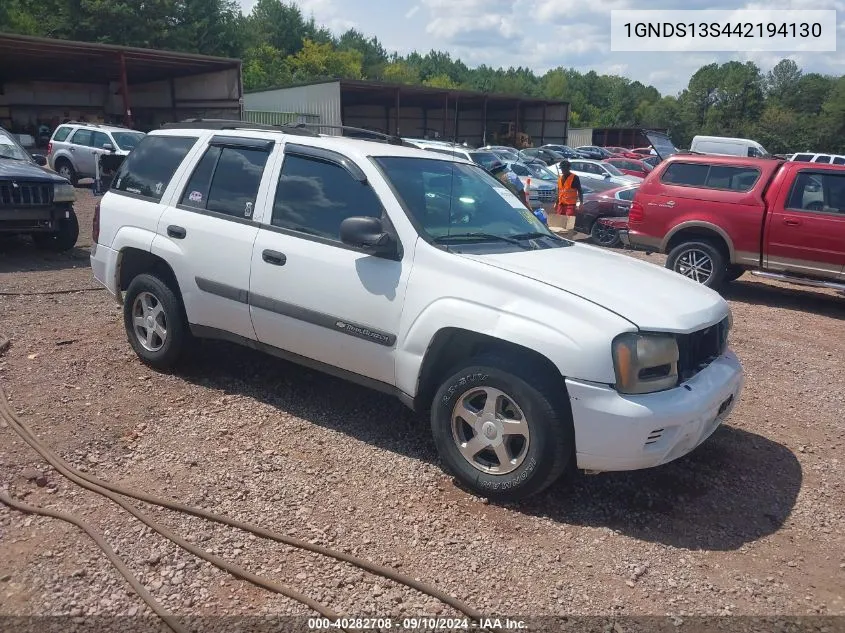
left=159, top=118, right=319, bottom=136
left=288, top=123, right=417, bottom=147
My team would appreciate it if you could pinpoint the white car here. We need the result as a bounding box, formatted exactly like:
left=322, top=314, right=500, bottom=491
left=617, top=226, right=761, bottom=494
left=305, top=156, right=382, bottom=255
left=90, top=120, right=743, bottom=501
left=559, top=159, right=642, bottom=186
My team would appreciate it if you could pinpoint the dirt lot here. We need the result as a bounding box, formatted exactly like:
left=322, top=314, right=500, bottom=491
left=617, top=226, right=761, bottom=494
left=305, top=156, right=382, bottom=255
left=1, top=189, right=844, bottom=627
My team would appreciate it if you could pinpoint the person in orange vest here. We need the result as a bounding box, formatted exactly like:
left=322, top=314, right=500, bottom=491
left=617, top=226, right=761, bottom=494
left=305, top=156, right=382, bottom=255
left=556, top=160, right=583, bottom=231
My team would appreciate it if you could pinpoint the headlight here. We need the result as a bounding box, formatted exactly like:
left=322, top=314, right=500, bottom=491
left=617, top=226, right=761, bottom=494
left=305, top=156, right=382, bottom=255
left=53, top=183, right=75, bottom=202
left=612, top=332, right=679, bottom=395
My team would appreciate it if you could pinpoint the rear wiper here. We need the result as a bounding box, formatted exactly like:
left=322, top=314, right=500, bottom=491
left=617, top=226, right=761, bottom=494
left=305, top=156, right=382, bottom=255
left=433, top=232, right=529, bottom=248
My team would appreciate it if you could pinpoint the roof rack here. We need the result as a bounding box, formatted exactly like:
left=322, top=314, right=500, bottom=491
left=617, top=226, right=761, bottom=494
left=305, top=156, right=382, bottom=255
left=159, top=118, right=319, bottom=137
left=288, top=123, right=417, bottom=147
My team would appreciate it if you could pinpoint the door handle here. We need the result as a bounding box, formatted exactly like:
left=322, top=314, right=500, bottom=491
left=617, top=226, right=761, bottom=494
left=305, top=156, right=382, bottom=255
left=262, top=249, right=286, bottom=266
left=783, top=218, right=802, bottom=226
left=167, top=225, right=186, bottom=239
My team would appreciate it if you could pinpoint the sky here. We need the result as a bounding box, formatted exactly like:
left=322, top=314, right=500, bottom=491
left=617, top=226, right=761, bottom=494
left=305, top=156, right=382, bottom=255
left=237, top=0, right=845, bottom=96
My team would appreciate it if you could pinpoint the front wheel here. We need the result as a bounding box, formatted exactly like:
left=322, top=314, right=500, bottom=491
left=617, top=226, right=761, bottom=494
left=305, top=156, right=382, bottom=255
left=32, top=209, right=79, bottom=252
left=430, top=353, right=574, bottom=501
left=123, top=273, right=190, bottom=370
left=666, top=240, right=726, bottom=290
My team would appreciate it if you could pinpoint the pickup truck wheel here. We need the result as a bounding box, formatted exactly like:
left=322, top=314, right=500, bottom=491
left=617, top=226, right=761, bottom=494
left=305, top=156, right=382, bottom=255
left=590, top=220, right=621, bottom=247
left=123, top=273, right=189, bottom=370
left=666, top=240, right=726, bottom=289
left=32, top=209, right=79, bottom=252
left=431, top=353, right=573, bottom=502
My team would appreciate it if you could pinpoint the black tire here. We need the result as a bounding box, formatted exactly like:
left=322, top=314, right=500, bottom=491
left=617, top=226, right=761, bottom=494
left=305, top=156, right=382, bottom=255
left=666, top=240, right=727, bottom=290
left=32, top=208, right=79, bottom=252
left=430, top=352, right=574, bottom=502
left=54, top=159, right=78, bottom=187
left=123, top=273, right=190, bottom=370
left=589, top=219, right=621, bottom=247
left=724, top=265, right=745, bottom=282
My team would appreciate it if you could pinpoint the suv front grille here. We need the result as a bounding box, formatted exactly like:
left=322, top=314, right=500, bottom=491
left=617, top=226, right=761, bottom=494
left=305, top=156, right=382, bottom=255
left=0, top=182, right=53, bottom=207
left=535, top=189, right=555, bottom=201
left=676, top=316, right=729, bottom=382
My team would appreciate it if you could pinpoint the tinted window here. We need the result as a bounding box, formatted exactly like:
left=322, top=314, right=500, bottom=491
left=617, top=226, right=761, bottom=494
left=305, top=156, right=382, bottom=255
left=617, top=187, right=637, bottom=201
left=747, top=146, right=764, bottom=157
left=112, top=131, right=145, bottom=151
left=180, top=146, right=221, bottom=209
left=272, top=154, right=384, bottom=240
left=661, top=163, right=708, bottom=186
left=53, top=126, right=72, bottom=142
left=205, top=146, right=268, bottom=218
left=91, top=131, right=110, bottom=149
left=705, top=166, right=760, bottom=191
left=70, top=129, right=92, bottom=146
left=112, top=135, right=197, bottom=201
left=509, top=163, right=530, bottom=176
left=814, top=155, right=832, bottom=164
left=787, top=172, right=845, bottom=214
left=833, top=157, right=845, bottom=165
left=793, top=154, right=813, bottom=162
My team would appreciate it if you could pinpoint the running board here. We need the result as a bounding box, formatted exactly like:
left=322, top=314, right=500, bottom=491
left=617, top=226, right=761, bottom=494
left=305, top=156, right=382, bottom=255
left=751, top=270, right=845, bottom=293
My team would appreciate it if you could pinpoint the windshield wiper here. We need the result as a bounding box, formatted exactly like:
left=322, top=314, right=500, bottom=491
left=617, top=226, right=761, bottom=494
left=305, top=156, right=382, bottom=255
left=509, top=231, right=573, bottom=246
left=433, top=232, right=530, bottom=249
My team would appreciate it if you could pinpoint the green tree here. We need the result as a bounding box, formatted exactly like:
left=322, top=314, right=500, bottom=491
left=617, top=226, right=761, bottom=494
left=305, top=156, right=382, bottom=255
left=382, top=62, right=420, bottom=85
left=242, top=43, right=293, bottom=90
left=287, top=38, right=363, bottom=81
left=337, top=28, right=388, bottom=79
left=422, top=73, right=458, bottom=89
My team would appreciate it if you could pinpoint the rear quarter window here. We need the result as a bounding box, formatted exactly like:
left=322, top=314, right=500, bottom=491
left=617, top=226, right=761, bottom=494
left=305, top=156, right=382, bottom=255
left=661, top=162, right=760, bottom=192
left=52, top=126, right=73, bottom=142
left=112, top=135, right=198, bottom=201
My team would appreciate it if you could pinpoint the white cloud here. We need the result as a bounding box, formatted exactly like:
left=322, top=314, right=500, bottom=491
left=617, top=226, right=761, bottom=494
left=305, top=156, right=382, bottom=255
left=405, top=5, right=420, bottom=18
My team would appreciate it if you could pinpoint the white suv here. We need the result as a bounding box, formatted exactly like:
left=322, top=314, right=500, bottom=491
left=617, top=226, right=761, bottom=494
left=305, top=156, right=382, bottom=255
left=47, top=122, right=145, bottom=186
left=90, top=120, right=744, bottom=501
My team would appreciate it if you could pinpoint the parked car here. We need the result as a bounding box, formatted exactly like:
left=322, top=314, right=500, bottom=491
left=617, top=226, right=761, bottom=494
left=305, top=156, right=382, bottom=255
left=641, top=155, right=661, bottom=168
left=518, top=147, right=567, bottom=166
left=90, top=119, right=743, bottom=501
left=561, top=159, right=642, bottom=186
left=626, top=140, right=845, bottom=292
left=540, top=144, right=583, bottom=160
left=483, top=147, right=522, bottom=163
left=789, top=152, right=845, bottom=165
left=576, top=146, right=613, bottom=160
left=604, top=146, right=642, bottom=160
left=47, top=122, right=146, bottom=186
left=604, top=157, right=654, bottom=179
left=574, top=184, right=639, bottom=247
left=689, top=135, right=769, bottom=158
left=415, top=143, right=502, bottom=170
left=504, top=161, right=558, bottom=209
left=0, top=124, right=79, bottom=250
left=632, top=147, right=656, bottom=156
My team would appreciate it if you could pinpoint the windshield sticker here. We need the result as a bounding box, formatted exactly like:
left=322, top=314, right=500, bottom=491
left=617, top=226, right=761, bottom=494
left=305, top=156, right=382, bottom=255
left=245, top=201, right=254, bottom=217
left=188, top=191, right=203, bottom=203
left=493, top=186, right=528, bottom=209
left=154, top=182, right=163, bottom=195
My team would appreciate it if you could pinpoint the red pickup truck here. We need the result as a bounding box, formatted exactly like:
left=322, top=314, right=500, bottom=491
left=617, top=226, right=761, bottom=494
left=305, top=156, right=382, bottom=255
left=624, top=139, right=845, bottom=293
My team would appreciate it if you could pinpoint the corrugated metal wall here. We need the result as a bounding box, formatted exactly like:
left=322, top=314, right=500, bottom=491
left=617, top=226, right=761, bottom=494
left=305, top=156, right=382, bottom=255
left=567, top=127, right=593, bottom=147
left=243, top=110, right=319, bottom=125
left=243, top=82, right=342, bottom=134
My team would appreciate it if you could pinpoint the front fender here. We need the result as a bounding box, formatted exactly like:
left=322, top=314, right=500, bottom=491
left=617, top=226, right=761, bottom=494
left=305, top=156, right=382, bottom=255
left=395, top=296, right=626, bottom=398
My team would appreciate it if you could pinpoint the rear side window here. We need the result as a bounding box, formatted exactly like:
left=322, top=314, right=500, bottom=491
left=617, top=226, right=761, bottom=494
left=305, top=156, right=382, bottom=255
left=661, top=163, right=760, bottom=192
left=52, top=126, right=72, bottom=142
left=617, top=187, right=637, bottom=201
left=70, top=129, right=92, bottom=146
left=112, top=135, right=197, bottom=201
left=179, top=144, right=269, bottom=219
left=662, top=163, right=708, bottom=186
left=833, top=157, right=845, bottom=165
left=91, top=131, right=110, bottom=149
left=271, top=154, right=384, bottom=241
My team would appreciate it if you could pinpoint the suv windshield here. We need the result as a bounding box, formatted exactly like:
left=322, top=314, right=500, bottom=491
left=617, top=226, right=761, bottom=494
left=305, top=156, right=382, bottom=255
left=111, top=131, right=145, bottom=151
left=0, top=130, right=33, bottom=162
left=375, top=156, right=563, bottom=248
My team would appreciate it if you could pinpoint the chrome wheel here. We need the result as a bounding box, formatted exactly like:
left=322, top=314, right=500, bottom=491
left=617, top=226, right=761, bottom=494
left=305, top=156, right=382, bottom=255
left=131, top=291, right=167, bottom=352
left=674, top=248, right=714, bottom=284
left=450, top=387, right=530, bottom=475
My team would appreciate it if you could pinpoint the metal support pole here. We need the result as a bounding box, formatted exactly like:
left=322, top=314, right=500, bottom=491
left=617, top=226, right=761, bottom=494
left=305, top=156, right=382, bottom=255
left=442, top=92, right=448, bottom=138
left=540, top=103, right=547, bottom=145
left=395, top=88, right=400, bottom=136
left=119, top=52, right=133, bottom=128
left=453, top=96, right=459, bottom=143
left=482, top=96, right=488, bottom=146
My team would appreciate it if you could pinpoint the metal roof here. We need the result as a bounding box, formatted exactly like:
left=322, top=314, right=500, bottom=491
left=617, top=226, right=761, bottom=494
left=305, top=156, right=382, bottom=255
left=246, top=78, right=568, bottom=108
left=0, top=32, right=241, bottom=84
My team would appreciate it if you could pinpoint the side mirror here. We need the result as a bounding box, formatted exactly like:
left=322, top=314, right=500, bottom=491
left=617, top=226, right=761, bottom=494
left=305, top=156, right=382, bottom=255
left=340, top=216, right=397, bottom=258
left=31, top=153, right=47, bottom=166
left=102, top=143, right=114, bottom=152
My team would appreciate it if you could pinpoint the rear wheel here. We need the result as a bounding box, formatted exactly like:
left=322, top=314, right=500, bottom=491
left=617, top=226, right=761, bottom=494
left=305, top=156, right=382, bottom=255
left=123, top=273, right=190, bottom=370
left=666, top=240, right=726, bottom=290
left=590, top=220, right=621, bottom=247
left=32, top=209, right=78, bottom=252
left=55, top=159, right=78, bottom=187
left=430, top=353, right=574, bottom=501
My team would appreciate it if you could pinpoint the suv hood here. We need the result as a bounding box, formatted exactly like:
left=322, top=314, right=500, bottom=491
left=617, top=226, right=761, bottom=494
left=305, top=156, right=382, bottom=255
left=462, top=244, right=728, bottom=333
left=0, top=159, right=65, bottom=182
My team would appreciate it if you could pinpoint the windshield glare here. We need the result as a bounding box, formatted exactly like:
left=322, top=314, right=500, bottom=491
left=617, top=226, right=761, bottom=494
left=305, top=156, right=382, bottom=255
left=469, top=151, right=501, bottom=169
left=375, top=156, right=553, bottom=242
left=112, top=131, right=145, bottom=151
left=603, top=163, right=624, bottom=176
left=0, top=131, right=32, bottom=161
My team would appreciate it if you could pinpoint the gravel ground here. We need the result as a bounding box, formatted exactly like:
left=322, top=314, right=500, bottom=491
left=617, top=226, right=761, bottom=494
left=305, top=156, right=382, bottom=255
left=1, top=189, right=844, bottom=628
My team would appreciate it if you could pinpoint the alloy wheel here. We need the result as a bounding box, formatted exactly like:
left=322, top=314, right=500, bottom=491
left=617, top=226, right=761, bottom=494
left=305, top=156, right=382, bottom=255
left=131, top=291, right=168, bottom=352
